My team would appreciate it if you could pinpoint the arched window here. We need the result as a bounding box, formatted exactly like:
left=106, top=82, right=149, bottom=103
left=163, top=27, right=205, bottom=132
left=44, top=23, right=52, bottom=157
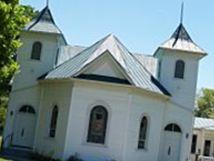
left=138, top=116, right=148, bottom=149
left=31, top=41, right=42, bottom=60
left=49, top=105, right=59, bottom=138
left=165, top=123, right=182, bottom=133
left=87, top=106, right=108, bottom=144
left=19, top=105, right=35, bottom=114
left=174, top=60, right=185, bottom=79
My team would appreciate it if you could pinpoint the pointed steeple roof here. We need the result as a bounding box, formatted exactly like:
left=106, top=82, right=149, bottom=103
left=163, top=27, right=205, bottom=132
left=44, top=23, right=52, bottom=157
left=43, top=34, right=170, bottom=96
left=160, top=23, right=206, bottom=54
left=25, top=6, right=62, bottom=34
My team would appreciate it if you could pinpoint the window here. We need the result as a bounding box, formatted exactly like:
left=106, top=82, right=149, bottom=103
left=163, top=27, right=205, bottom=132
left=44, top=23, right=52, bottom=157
left=204, top=140, right=211, bottom=156
left=19, top=105, right=35, bottom=114
left=174, top=60, right=185, bottom=79
left=87, top=106, right=108, bottom=144
left=49, top=106, right=58, bottom=138
left=158, top=60, right=162, bottom=79
left=164, top=123, right=182, bottom=133
left=31, top=41, right=42, bottom=60
left=191, top=135, right=197, bottom=154
left=138, top=116, right=148, bottom=149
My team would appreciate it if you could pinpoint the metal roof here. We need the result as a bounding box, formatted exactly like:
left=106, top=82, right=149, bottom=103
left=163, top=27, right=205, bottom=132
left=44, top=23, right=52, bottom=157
left=160, top=23, right=206, bottom=54
left=25, top=6, right=62, bottom=34
left=57, top=45, right=86, bottom=66
left=133, top=54, right=158, bottom=76
left=194, top=117, right=214, bottom=131
left=44, top=34, right=170, bottom=96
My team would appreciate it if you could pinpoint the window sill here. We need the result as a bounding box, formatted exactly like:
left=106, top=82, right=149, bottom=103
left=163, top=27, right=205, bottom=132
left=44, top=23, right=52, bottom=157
left=82, top=142, right=108, bottom=148
left=135, top=147, right=148, bottom=152
left=29, top=59, right=42, bottom=62
left=44, top=136, right=56, bottom=141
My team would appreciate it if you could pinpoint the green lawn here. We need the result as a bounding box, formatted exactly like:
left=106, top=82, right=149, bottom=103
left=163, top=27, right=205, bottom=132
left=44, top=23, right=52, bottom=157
left=0, top=159, right=10, bottom=161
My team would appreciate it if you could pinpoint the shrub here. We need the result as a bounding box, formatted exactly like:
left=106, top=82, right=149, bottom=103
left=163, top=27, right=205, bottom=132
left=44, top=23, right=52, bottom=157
left=67, top=153, right=83, bottom=161
left=30, top=152, right=61, bottom=161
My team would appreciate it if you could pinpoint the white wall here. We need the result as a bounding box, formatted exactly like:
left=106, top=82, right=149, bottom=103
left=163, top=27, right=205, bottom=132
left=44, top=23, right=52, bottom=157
left=34, top=82, right=73, bottom=159
left=3, top=86, right=40, bottom=147
left=158, top=102, right=194, bottom=161
left=61, top=79, right=193, bottom=161
left=13, top=31, right=64, bottom=91
left=155, top=49, right=200, bottom=111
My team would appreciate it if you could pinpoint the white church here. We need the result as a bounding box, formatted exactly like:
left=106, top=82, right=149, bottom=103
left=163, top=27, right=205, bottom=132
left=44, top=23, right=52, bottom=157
left=3, top=4, right=207, bottom=161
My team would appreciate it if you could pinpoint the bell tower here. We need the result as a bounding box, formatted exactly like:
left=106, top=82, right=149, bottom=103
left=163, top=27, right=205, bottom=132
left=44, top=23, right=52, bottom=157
left=154, top=5, right=207, bottom=110
left=13, top=5, right=67, bottom=90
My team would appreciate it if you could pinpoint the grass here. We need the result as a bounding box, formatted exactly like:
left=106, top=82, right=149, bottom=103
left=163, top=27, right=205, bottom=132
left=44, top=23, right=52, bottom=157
left=0, top=159, right=10, bottom=161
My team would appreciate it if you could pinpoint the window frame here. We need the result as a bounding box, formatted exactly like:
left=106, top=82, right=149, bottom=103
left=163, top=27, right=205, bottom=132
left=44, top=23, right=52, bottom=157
left=19, top=105, right=36, bottom=114
left=174, top=60, right=185, bottom=79
left=31, top=41, right=42, bottom=60
left=191, top=134, right=198, bottom=154
left=49, top=105, right=59, bottom=138
left=138, top=116, right=149, bottom=150
left=164, top=123, right=182, bottom=133
left=87, top=106, right=108, bottom=145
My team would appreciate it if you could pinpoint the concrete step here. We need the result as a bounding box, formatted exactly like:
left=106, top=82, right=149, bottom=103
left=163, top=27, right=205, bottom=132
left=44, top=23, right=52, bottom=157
left=0, top=147, right=34, bottom=160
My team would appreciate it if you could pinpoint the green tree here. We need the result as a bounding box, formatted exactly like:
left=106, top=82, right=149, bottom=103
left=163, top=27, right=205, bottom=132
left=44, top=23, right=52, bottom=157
left=195, top=88, right=214, bottom=118
left=0, top=0, right=37, bottom=131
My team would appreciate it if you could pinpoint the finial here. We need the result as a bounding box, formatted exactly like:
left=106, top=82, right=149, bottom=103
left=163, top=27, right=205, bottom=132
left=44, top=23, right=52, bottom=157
left=180, top=2, right=184, bottom=24
left=46, top=0, right=49, bottom=7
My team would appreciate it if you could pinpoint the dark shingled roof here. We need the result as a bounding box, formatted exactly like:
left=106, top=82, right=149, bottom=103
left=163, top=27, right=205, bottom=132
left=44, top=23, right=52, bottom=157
left=25, top=6, right=62, bottom=34
left=160, top=23, right=206, bottom=54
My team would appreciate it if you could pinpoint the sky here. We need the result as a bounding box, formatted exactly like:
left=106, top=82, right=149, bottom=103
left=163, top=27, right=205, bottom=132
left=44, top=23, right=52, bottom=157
left=20, top=0, right=214, bottom=90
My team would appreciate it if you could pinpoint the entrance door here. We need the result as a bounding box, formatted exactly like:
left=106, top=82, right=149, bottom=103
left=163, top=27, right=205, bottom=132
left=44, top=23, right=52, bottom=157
left=12, top=105, right=36, bottom=149
left=162, top=123, right=182, bottom=161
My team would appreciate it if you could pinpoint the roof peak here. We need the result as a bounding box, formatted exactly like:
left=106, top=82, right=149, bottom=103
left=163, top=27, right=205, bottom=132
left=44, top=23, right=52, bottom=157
left=159, top=23, right=206, bottom=54
left=24, top=5, right=62, bottom=35
left=171, top=23, right=193, bottom=44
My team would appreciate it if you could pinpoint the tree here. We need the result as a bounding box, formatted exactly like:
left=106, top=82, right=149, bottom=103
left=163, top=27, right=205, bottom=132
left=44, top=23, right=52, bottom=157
left=195, top=88, right=214, bottom=118
left=0, top=0, right=37, bottom=131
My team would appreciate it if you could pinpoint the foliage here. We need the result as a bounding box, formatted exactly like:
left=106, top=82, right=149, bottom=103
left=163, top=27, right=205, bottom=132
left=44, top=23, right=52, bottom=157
left=0, top=0, right=37, bottom=129
left=31, top=152, right=61, bottom=161
left=67, top=154, right=84, bottom=161
left=195, top=88, right=214, bottom=118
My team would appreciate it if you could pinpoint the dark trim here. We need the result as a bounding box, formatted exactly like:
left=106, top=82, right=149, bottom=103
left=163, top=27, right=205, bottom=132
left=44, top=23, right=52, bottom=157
left=75, top=74, right=131, bottom=85
left=11, top=144, right=33, bottom=150
left=151, top=76, right=171, bottom=96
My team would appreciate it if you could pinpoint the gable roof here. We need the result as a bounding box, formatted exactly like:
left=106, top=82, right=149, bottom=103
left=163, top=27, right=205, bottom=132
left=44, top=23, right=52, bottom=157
left=25, top=6, right=62, bottom=34
left=194, top=117, right=214, bottom=131
left=42, top=34, right=170, bottom=96
left=160, top=23, right=206, bottom=54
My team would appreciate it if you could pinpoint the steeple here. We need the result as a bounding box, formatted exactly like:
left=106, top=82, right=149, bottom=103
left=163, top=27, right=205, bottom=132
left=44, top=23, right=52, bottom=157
left=46, top=0, right=49, bottom=7
left=24, top=5, right=62, bottom=34
left=158, top=3, right=206, bottom=55
left=180, top=2, right=184, bottom=25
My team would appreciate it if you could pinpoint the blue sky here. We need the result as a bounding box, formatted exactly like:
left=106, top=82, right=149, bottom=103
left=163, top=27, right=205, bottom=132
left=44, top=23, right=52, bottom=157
left=21, top=0, right=214, bottom=89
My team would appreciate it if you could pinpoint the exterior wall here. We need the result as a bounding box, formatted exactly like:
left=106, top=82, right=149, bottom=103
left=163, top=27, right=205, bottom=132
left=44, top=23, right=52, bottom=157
left=34, top=82, right=73, bottom=159
left=83, top=54, right=126, bottom=79
left=155, top=49, right=200, bottom=110
left=60, top=80, right=192, bottom=161
left=191, top=129, right=214, bottom=161
left=13, top=31, right=63, bottom=90
left=158, top=102, right=194, bottom=161
left=3, top=86, right=40, bottom=147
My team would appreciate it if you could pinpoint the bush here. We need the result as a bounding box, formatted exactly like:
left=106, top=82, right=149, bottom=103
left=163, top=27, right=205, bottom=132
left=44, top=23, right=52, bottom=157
left=30, top=152, right=61, bottom=161
left=67, top=154, right=83, bottom=161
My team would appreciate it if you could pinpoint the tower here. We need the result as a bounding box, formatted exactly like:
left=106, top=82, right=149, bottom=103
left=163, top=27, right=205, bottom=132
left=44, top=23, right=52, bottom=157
left=154, top=22, right=206, bottom=110
left=13, top=5, right=67, bottom=90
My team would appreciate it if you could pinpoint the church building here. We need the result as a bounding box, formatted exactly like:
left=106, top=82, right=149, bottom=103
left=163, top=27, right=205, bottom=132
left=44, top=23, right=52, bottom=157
left=3, top=4, right=207, bottom=161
